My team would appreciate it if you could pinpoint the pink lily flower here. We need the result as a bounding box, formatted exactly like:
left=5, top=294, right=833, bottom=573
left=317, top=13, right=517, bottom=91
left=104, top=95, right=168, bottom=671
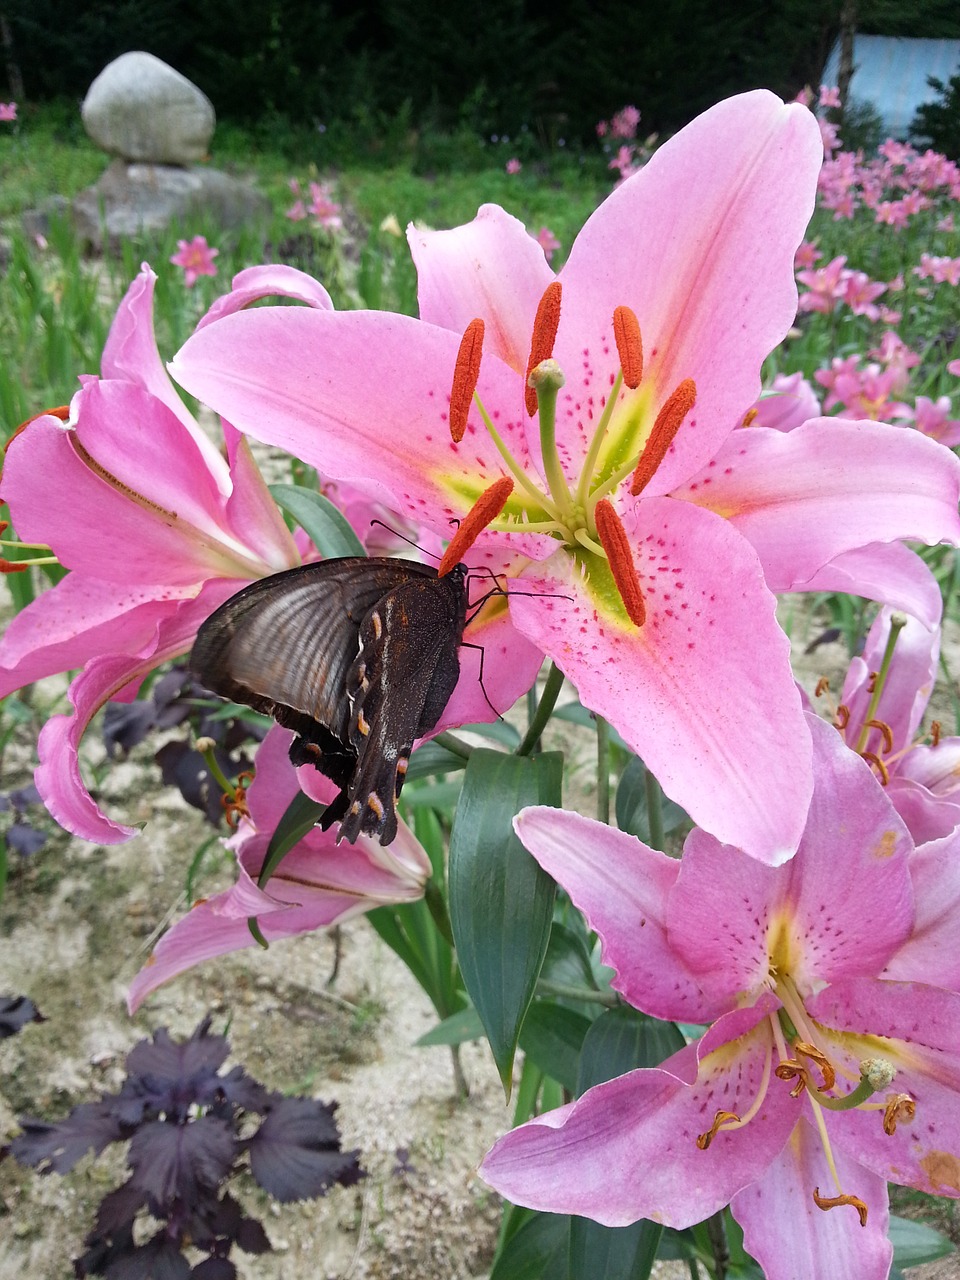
left=127, top=726, right=430, bottom=1011
left=170, top=234, right=219, bottom=287
left=481, top=715, right=960, bottom=1280
left=0, top=101, right=16, bottom=122
left=170, top=90, right=960, bottom=866
left=831, top=607, right=960, bottom=842
left=746, top=370, right=820, bottom=431
left=0, top=265, right=333, bottom=843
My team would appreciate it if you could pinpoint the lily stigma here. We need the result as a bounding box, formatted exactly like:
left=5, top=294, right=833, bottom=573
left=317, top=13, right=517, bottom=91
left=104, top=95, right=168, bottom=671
left=439, top=286, right=696, bottom=629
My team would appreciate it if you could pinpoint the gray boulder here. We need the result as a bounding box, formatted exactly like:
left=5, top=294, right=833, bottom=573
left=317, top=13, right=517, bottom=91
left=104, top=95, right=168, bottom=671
left=67, top=160, right=270, bottom=249
left=82, top=52, right=215, bottom=165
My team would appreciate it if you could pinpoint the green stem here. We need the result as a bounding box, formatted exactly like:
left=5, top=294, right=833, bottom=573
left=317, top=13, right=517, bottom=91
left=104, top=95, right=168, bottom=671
left=536, top=979, right=618, bottom=1007
left=854, top=611, right=907, bottom=754
left=433, top=730, right=474, bottom=761
left=596, top=715, right=610, bottom=825
left=516, top=662, right=564, bottom=757
left=644, top=766, right=665, bottom=851
left=705, top=1212, right=728, bottom=1280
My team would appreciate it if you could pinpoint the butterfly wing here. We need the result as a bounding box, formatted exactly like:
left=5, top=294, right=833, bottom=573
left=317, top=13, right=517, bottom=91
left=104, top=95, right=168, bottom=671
left=337, top=565, right=469, bottom=845
left=191, top=558, right=435, bottom=796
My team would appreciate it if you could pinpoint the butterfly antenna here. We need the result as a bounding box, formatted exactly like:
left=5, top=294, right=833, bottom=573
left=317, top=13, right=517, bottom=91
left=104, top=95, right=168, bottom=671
left=367, top=520, right=441, bottom=563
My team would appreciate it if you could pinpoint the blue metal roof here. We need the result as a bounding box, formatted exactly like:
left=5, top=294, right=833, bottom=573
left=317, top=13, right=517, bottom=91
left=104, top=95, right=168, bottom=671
left=823, top=35, right=960, bottom=138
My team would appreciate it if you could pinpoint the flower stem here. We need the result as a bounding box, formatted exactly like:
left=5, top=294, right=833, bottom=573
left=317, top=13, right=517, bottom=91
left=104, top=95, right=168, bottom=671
left=516, top=662, right=564, bottom=757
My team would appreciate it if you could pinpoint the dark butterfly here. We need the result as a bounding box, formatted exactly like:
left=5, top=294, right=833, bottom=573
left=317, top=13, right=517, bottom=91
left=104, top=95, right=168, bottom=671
left=191, top=557, right=469, bottom=846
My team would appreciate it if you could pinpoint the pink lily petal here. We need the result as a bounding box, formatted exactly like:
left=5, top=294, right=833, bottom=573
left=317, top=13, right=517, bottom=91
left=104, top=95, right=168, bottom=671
left=899, top=740, right=960, bottom=797
left=512, top=498, right=811, bottom=865
left=196, top=263, right=334, bottom=330
left=0, top=577, right=192, bottom=697
left=128, top=726, right=429, bottom=1010
left=885, top=830, right=960, bottom=987
left=553, top=91, right=822, bottom=493
left=3, top=391, right=270, bottom=584
left=35, top=582, right=241, bottom=843
left=669, top=718, right=913, bottom=1004
left=170, top=307, right=553, bottom=560
left=513, top=807, right=711, bottom=1022
left=886, top=777, right=960, bottom=844
left=731, top=1119, right=893, bottom=1280
left=481, top=1005, right=795, bottom=1227
left=674, top=419, right=960, bottom=589
left=793, top=542, right=944, bottom=630
left=101, top=263, right=226, bottom=473
left=408, top=204, right=555, bottom=373
left=808, top=980, right=960, bottom=1195
left=220, top=427, right=300, bottom=569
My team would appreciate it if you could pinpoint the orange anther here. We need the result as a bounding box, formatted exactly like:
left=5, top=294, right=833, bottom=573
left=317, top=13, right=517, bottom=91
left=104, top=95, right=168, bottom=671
left=4, top=405, right=70, bottom=454
left=630, top=378, right=697, bottom=496
left=865, top=719, right=894, bottom=754
left=835, top=705, right=850, bottom=731
left=930, top=720, right=941, bottom=747
left=437, top=476, right=514, bottom=577
left=882, top=1094, right=915, bottom=1135
left=741, top=407, right=759, bottom=427
left=523, top=282, right=562, bottom=417
left=793, top=1041, right=836, bottom=1092
left=594, top=498, right=645, bottom=627
left=861, top=751, right=890, bottom=786
left=449, top=318, right=484, bottom=443
left=696, top=1109, right=740, bottom=1150
left=612, top=305, right=643, bottom=389
left=813, top=1188, right=868, bottom=1227
left=815, top=677, right=830, bottom=698
left=774, top=1058, right=810, bottom=1099
left=0, top=559, right=27, bottom=574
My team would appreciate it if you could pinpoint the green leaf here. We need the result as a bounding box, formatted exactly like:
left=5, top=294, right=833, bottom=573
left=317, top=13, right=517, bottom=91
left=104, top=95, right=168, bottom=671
left=615, top=756, right=688, bottom=845
left=405, top=739, right=467, bottom=782
left=269, top=483, right=366, bottom=558
left=490, top=1211, right=569, bottom=1280
left=577, top=1007, right=686, bottom=1094
left=518, top=1002, right=592, bottom=1093
left=257, top=790, right=326, bottom=889
left=563, top=1006, right=686, bottom=1280
left=416, top=1005, right=485, bottom=1047
left=448, top=749, right=562, bottom=1092
left=889, top=1214, right=956, bottom=1268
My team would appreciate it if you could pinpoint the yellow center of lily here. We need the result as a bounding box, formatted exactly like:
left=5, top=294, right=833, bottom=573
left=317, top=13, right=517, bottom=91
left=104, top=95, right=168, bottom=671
left=440, top=285, right=698, bottom=628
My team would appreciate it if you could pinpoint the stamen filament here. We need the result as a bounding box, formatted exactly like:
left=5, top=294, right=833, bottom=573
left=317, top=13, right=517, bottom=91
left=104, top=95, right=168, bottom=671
left=576, top=370, right=624, bottom=511
left=572, top=527, right=606, bottom=556
left=470, top=394, right=563, bottom=518
left=1, top=554, right=59, bottom=573
left=855, top=611, right=908, bottom=754
left=523, top=282, right=562, bottom=417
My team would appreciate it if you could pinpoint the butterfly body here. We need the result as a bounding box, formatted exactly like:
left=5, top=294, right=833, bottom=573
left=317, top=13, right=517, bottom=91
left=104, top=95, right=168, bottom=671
left=191, top=557, right=469, bottom=845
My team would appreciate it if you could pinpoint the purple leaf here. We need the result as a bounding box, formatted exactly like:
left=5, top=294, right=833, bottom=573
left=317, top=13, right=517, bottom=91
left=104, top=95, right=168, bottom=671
left=190, top=1259, right=237, bottom=1280
left=103, top=700, right=158, bottom=755
left=7, top=1102, right=125, bottom=1173
left=0, top=993, right=44, bottom=1039
left=247, top=1098, right=363, bottom=1202
left=127, top=1116, right=236, bottom=1207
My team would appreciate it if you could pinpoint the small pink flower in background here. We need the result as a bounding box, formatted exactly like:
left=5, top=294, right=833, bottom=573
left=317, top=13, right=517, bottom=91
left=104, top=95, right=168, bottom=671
left=816, top=356, right=912, bottom=421
left=170, top=235, right=219, bottom=287
left=870, top=331, right=920, bottom=381
left=910, top=395, right=960, bottom=447
left=608, top=144, right=637, bottom=181
left=796, top=253, right=847, bottom=313
left=0, top=101, right=16, bottom=122
left=794, top=239, right=821, bottom=269
left=595, top=119, right=608, bottom=137
left=948, top=359, right=960, bottom=377
left=819, top=84, right=841, bottom=108
left=505, top=157, right=522, bottom=174
left=793, top=85, right=814, bottom=107
left=747, top=371, right=820, bottom=431
left=915, top=254, right=960, bottom=287
left=937, top=214, right=955, bottom=232
left=531, top=225, right=561, bottom=261
left=286, top=199, right=307, bottom=221
left=307, top=180, right=342, bottom=230
left=610, top=105, right=641, bottom=138
left=840, top=269, right=886, bottom=321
